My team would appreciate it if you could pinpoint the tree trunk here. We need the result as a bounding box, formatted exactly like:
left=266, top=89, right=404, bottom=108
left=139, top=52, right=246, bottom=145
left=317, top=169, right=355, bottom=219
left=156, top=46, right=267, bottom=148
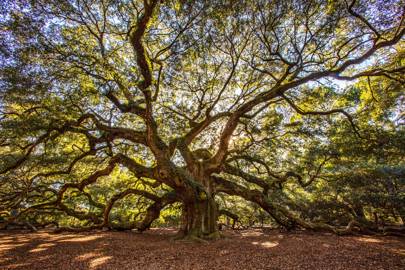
left=174, top=163, right=222, bottom=240
left=178, top=195, right=220, bottom=240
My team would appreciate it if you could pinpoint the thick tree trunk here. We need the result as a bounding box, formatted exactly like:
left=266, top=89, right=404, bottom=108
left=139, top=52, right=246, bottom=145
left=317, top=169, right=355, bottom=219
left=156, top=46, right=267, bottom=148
left=178, top=172, right=220, bottom=239
left=178, top=195, right=220, bottom=239
left=173, top=162, right=222, bottom=240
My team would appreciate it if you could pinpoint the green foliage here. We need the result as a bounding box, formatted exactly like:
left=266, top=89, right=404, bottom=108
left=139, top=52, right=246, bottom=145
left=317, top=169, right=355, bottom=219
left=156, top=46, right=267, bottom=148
left=0, top=0, right=403, bottom=233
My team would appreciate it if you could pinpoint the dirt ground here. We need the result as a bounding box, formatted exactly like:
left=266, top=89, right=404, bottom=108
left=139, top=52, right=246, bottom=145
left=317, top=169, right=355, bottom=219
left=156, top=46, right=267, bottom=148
left=0, top=228, right=404, bottom=270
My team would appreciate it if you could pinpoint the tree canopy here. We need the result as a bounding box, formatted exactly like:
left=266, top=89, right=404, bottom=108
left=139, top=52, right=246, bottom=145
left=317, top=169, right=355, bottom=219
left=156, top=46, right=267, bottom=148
left=0, top=0, right=404, bottom=239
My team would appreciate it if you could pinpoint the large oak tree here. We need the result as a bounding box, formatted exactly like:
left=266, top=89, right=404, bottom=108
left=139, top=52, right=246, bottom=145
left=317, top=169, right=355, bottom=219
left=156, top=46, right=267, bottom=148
left=1, top=0, right=404, bottom=239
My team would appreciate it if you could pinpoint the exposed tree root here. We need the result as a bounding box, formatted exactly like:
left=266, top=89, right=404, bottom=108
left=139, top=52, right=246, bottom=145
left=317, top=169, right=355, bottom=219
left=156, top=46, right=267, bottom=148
left=174, top=234, right=209, bottom=243
left=204, top=231, right=224, bottom=240
left=171, top=228, right=224, bottom=243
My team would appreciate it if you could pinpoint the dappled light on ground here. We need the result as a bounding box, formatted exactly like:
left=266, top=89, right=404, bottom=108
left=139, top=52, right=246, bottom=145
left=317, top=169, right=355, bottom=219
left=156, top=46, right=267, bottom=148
left=0, top=244, right=25, bottom=252
left=57, top=235, right=103, bottom=243
left=251, top=241, right=279, bottom=248
left=0, top=229, right=404, bottom=270
left=240, top=229, right=265, bottom=237
left=355, top=237, right=383, bottom=243
left=391, top=248, right=405, bottom=256
left=89, top=255, right=112, bottom=269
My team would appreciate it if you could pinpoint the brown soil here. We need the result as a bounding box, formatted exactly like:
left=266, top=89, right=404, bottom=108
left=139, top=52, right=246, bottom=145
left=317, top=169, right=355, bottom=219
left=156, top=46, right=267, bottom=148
left=0, top=228, right=404, bottom=270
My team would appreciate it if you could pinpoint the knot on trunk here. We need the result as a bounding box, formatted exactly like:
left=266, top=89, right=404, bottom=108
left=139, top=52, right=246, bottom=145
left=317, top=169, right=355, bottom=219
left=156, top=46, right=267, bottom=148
left=192, top=148, right=213, bottom=161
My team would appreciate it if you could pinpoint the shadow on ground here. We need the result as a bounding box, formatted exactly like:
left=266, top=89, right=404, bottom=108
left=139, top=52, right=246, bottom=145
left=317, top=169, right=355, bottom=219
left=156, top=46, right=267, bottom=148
left=0, top=228, right=404, bottom=270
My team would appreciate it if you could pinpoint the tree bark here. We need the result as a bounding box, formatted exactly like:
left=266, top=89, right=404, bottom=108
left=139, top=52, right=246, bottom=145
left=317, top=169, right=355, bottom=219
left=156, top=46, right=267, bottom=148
left=178, top=196, right=219, bottom=239
left=176, top=166, right=220, bottom=240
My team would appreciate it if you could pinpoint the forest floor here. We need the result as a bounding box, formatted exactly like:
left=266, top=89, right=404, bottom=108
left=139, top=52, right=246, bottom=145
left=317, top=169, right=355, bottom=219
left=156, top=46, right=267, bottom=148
left=0, top=228, right=404, bottom=270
